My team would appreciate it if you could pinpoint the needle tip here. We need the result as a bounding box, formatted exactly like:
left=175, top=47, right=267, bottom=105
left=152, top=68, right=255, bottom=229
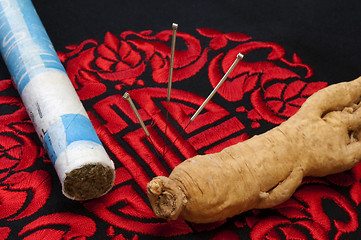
left=172, top=23, right=178, bottom=30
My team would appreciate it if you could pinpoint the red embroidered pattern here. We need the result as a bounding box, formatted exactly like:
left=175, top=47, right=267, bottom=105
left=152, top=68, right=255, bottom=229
left=1, top=28, right=358, bottom=239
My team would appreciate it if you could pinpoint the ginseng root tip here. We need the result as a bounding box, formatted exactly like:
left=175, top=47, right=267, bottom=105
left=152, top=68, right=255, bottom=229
left=147, top=176, right=186, bottom=220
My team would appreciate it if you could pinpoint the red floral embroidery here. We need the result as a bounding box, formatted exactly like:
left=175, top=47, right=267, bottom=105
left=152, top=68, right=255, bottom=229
left=0, top=227, right=10, bottom=239
left=246, top=183, right=358, bottom=240
left=2, top=171, right=51, bottom=220
left=0, top=188, right=27, bottom=220
left=96, top=33, right=146, bottom=85
left=350, top=163, right=361, bottom=205
left=83, top=184, right=193, bottom=237
left=326, top=162, right=361, bottom=206
left=206, top=38, right=326, bottom=126
left=0, top=80, right=28, bottom=123
left=249, top=80, right=327, bottom=124
left=250, top=216, right=327, bottom=240
left=121, top=30, right=208, bottom=84
left=18, top=213, right=97, bottom=239
left=197, top=28, right=252, bottom=50
left=0, top=83, right=43, bottom=180
left=3, top=28, right=356, bottom=240
left=58, top=40, right=107, bottom=100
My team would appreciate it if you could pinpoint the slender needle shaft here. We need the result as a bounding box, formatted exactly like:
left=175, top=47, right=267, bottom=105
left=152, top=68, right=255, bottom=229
left=123, top=92, right=150, bottom=137
left=190, top=53, right=244, bottom=122
left=167, top=23, right=178, bottom=103
left=163, top=53, right=244, bottom=157
left=123, top=92, right=162, bottom=158
left=163, top=23, right=178, bottom=155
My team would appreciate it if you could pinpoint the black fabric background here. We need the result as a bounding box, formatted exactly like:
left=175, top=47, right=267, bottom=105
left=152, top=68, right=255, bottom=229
left=1, top=0, right=360, bottom=83
left=1, top=1, right=361, bottom=239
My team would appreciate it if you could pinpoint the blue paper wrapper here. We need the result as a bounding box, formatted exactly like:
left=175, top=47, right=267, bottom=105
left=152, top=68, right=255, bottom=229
left=0, top=0, right=115, bottom=200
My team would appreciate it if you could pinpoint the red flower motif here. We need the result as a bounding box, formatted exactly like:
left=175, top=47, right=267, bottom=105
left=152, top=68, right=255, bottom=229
left=208, top=40, right=326, bottom=126
left=59, top=39, right=107, bottom=100
left=84, top=183, right=193, bottom=237
left=0, top=227, right=10, bottom=239
left=0, top=80, right=46, bottom=182
left=0, top=80, right=28, bottom=123
left=96, top=32, right=146, bottom=86
left=350, top=163, right=361, bottom=205
left=2, top=170, right=51, bottom=221
left=250, top=216, right=327, bottom=240
left=0, top=79, right=52, bottom=229
left=197, top=28, right=252, bottom=50
left=18, top=213, right=96, bottom=239
left=0, top=188, right=27, bottom=220
left=60, top=32, right=147, bottom=100
left=121, top=29, right=208, bottom=84
left=0, top=129, right=40, bottom=183
left=248, top=184, right=358, bottom=239
left=250, top=80, right=327, bottom=124
left=327, top=162, right=361, bottom=206
left=61, top=29, right=209, bottom=100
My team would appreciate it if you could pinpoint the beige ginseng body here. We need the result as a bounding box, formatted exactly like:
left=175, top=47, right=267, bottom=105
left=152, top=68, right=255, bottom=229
left=147, top=76, right=361, bottom=223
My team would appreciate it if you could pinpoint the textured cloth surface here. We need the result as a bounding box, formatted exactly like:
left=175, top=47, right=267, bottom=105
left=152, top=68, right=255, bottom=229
left=0, top=1, right=361, bottom=239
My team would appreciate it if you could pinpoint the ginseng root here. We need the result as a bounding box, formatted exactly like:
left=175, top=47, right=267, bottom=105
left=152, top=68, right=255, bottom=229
left=147, top=76, right=361, bottom=223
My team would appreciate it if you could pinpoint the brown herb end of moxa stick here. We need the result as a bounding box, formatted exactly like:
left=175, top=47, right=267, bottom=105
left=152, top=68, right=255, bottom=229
left=64, top=163, right=114, bottom=200
left=148, top=76, right=361, bottom=223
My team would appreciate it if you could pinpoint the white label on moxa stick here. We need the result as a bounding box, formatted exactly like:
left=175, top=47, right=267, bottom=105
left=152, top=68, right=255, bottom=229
left=0, top=0, right=115, bottom=200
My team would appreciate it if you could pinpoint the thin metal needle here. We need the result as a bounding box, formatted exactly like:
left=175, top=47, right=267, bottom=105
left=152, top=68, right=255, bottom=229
left=190, top=53, right=244, bottom=122
left=167, top=23, right=178, bottom=104
left=123, top=92, right=150, bottom=137
left=162, top=53, right=244, bottom=157
left=163, top=23, right=178, bottom=155
left=123, top=92, right=161, bottom=158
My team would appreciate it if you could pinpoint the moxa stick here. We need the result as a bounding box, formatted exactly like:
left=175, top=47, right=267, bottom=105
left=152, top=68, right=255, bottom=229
left=148, top=76, right=361, bottom=223
left=0, top=0, right=115, bottom=200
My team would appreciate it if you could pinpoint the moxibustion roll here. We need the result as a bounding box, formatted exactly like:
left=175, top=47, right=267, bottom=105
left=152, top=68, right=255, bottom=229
left=0, top=0, right=115, bottom=200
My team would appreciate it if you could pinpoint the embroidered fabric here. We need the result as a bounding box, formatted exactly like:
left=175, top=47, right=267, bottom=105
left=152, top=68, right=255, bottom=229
left=1, top=26, right=360, bottom=239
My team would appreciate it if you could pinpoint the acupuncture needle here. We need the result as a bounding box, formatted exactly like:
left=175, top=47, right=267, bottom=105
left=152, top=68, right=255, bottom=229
left=123, top=92, right=161, bottom=158
left=162, top=23, right=178, bottom=156
left=162, top=53, right=244, bottom=157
